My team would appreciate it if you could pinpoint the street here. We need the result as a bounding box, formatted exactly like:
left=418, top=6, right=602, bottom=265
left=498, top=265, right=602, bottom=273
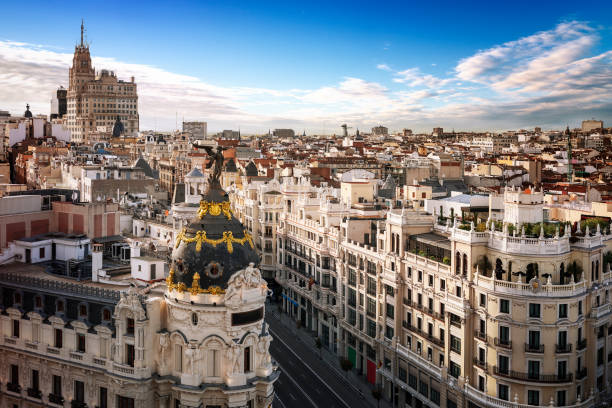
left=266, top=306, right=373, bottom=408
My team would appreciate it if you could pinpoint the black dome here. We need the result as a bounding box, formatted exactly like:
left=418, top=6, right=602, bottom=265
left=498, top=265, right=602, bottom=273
left=168, top=181, right=259, bottom=293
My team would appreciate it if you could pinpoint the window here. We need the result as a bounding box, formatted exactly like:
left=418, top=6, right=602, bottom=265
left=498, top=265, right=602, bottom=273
left=31, top=369, right=39, bottom=391
left=419, top=380, right=429, bottom=397
left=79, top=304, right=87, bottom=317
left=498, top=355, right=509, bottom=374
left=450, top=335, right=461, bottom=354
left=500, top=299, right=510, bottom=314
left=56, top=300, right=64, bottom=313
left=126, top=344, right=135, bottom=367
left=578, top=300, right=583, bottom=315
left=385, top=325, right=394, bottom=340
left=367, top=298, right=376, bottom=317
left=367, top=319, right=376, bottom=338
left=528, top=360, right=540, bottom=379
left=10, top=364, right=18, bottom=385
left=12, top=320, right=19, bottom=338
left=52, top=375, right=62, bottom=397
left=55, top=328, right=63, bottom=348
left=39, top=247, right=45, bottom=258
left=479, top=293, right=486, bottom=307
left=528, top=303, right=540, bottom=318
left=455, top=286, right=461, bottom=297
left=74, top=380, right=85, bottom=402
left=527, top=390, right=539, bottom=406
left=557, top=390, right=566, bottom=407
left=440, top=279, right=446, bottom=290
left=117, top=396, right=135, bottom=408
left=558, top=304, right=568, bottom=319
left=449, top=361, right=460, bottom=378
left=208, top=349, right=219, bottom=377
left=100, top=387, right=108, bottom=408
left=77, top=333, right=86, bottom=353
left=126, top=318, right=134, bottom=335
left=498, top=384, right=509, bottom=401
left=386, top=304, right=394, bottom=319
left=428, top=275, right=433, bottom=287
left=35, top=296, right=42, bottom=308
left=103, top=309, right=111, bottom=321
left=244, top=346, right=251, bottom=372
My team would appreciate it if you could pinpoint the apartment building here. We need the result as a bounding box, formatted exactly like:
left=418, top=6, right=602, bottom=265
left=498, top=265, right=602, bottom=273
left=235, top=171, right=611, bottom=407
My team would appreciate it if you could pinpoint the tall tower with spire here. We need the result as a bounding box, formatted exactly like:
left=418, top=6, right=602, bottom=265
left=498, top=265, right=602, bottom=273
left=66, top=20, right=139, bottom=144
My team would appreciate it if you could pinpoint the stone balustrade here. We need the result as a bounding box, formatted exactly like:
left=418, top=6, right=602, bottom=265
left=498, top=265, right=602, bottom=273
left=474, top=273, right=587, bottom=297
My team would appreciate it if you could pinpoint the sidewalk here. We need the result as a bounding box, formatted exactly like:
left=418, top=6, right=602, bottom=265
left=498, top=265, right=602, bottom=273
left=267, top=306, right=393, bottom=408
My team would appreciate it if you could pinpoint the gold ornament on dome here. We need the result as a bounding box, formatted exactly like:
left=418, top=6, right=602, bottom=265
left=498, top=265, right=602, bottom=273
left=197, top=200, right=232, bottom=220
left=166, top=269, right=226, bottom=295
left=174, top=227, right=254, bottom=254
left=207, top=286, right=225, bottom=295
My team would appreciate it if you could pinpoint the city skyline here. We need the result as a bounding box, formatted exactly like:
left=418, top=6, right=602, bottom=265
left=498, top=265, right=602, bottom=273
left=0, top=0, right=611, bottom=133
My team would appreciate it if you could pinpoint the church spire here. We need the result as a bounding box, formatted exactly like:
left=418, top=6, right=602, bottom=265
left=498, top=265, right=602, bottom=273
left=80, top=19, right=84, bottom=47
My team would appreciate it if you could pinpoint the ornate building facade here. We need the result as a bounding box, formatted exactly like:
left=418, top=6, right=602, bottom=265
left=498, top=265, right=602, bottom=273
left=66, top=22, right=139, bottom=144
left=232, top=171, right=611, bottom=407
left=0, top=172, right=277, bottom=407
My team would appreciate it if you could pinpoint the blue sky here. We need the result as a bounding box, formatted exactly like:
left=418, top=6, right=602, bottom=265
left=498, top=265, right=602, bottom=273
left=0, top=0, right=611, bottom=133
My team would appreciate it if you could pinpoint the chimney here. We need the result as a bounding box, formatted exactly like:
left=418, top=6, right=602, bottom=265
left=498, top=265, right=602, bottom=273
left=131, top=76, right=135, bottom=83
left=91, top=243, right=103, bottom=282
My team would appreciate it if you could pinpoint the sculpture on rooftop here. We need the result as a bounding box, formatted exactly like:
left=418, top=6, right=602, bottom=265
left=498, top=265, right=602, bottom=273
left=194, top=143, right=226, bottom=186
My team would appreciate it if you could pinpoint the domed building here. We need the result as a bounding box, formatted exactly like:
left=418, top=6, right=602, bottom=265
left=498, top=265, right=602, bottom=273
left=0, top=175, right=277, bottom=408
left=161, top=176, right=278, bottom=407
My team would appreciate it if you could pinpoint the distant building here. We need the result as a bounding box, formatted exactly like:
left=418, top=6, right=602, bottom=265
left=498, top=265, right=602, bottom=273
left=182, top=121, right=207, bottom=140
left=534, top=126, right=542, bottom=133
left=50, top=87, right=67, bottom=119
left=371, top=125, right=388, bottom=136
left=272, top=128, right=295, bottom=138
left=403, top=128, right=412, bottom=137
left=220, top=129, right=240, bottom=139
left=433, top=127, right=444, bottom=137
left=67, top=21, right=139, bottom=143
left=582, top=119, right=603, bottom=132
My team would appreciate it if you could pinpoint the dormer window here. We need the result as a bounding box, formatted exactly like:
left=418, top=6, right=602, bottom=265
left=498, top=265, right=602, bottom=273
left=79, top=304, right=88, bottom=318
left=102, top=309, right=111, bottom=322
left=13, top=292, right=21, bottom=306
left=56, top=300, right=65, bottom=313
left=35, top=296, right=43, bottom=309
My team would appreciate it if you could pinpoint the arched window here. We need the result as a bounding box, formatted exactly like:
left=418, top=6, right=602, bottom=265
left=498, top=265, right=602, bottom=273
left=463, top=254, right=468, bottom=276
left=596, top=260, right=600, bottom=281
left=592, top=261, right=595, bottom=281
left=508, top=261, right=513, bottom=281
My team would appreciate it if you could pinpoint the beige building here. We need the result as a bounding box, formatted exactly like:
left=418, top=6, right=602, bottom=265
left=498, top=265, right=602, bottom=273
left=67, top=22, right=139, bottom=143
left=233, top=170, right=611, bottom=407
left=582, top=120, right=604, bottom=133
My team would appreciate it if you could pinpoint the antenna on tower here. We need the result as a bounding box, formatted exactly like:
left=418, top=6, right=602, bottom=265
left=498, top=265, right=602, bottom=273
left=80, top=19, right=84, bottom=47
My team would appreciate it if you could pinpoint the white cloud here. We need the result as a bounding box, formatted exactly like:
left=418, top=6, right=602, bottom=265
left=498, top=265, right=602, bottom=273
left=392, top=68, right=452, bottom=88
left=0, top=20, right=610, bottom=133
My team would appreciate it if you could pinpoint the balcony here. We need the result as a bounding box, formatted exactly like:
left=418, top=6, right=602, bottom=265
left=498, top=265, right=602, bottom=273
left=474, top=330, right=487, bottom=342
left=450, top=318, right=462, bottom=329
left=493, top=367, right=572, bottom=383
left=524, top=343, right=545, bottom=353
left=27, top=388, right=42, bottom=399
left=403, top=322, right=445, bottom=347
left=71, top=400, right=88, bottom=408
left=6, top=382, right=21, bottom=393
left=403, top=297, right=411, bottom=306
left=555, top=343, right=572, bottom=353
left=49, top=394, right=65, bottom=405
left=577, top=338, right=587, bottom=350
left=473, top=357, right=488, bottom=372
left=576, top=367, right=587, bottom=380
left=494, top=338, right=512, bottom=349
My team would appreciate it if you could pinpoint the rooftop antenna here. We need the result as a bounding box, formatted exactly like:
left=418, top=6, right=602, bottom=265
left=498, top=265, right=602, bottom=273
left=80, top=19, right=84, bottom=47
